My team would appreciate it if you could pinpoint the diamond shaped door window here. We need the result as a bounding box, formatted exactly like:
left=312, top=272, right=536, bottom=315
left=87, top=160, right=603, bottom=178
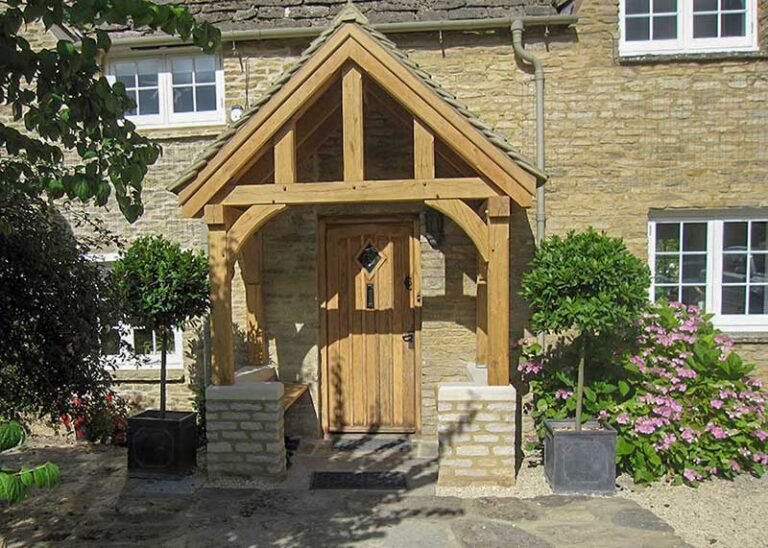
left=357, top=242, right=382, bottom=274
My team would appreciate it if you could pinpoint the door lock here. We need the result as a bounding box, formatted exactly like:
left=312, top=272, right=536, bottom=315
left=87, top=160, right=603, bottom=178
left=404, top=275, right=413, bottom=291
left=402, top=331, right=415, bottom=349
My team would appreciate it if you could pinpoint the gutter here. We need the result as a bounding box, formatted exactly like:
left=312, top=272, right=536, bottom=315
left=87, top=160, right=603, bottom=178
left=511, top=19, right=546, bottom=246
left=109, top=14, right=577, bottom=49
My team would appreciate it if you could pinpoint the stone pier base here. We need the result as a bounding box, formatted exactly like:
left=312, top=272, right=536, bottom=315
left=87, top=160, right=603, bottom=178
left=437, top=384, right=516, bottom=487
left=205, top=383, right=286, bottom=479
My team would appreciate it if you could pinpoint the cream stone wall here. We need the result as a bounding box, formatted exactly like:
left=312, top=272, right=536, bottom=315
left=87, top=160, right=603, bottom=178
left=14, top=0, right=768, bottom=423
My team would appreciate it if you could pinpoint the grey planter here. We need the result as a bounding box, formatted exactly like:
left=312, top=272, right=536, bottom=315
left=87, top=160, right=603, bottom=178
left=544, top=419, right=617, bottom=495
left=127, top=410, right=197, bottom=479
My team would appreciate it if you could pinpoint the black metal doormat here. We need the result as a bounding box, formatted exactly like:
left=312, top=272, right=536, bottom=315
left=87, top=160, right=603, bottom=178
left=310, top=471, right=407, bottom=490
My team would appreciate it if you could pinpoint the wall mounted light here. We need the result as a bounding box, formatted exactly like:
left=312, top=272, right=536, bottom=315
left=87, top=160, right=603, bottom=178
left=424, top=209, right=444, bottom=248
left=229, top=105, right=245, bottom=124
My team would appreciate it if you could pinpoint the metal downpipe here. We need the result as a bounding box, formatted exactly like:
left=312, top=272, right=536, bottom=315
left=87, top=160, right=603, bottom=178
left=511, top=19, right=546, bottom=245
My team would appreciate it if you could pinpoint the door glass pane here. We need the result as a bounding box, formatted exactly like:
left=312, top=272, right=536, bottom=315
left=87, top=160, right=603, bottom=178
left=654, top=15, right=677, bottom=39
left=721, top=286, right=746, bottom=314
left=682, top=254, right=707, bottom=283
left=656, top=255, right=680, bottom=283
left=721, top=13, right=745, bottom=36
left=751, top=222, right=768, bottom=251
left=682, top=286, right=706, bottom=308
left=173, top=87, right=194, bottom=113
left=724, top=221, right=748, bottom=250
left=694, top=14, right=718, bottom=37
left=172, top=58, right=194, bottom=85
left=138, top=89, right=159, bottom=115
left=752, top=254, right=767, bottom=283
left=134, top=329, right=154, bottom=354
left=627, top=0, right=651, bottom=14
left=195, top=85, right=217, bottom=112
left=723, top=254, right=748, bottom=283
left=683, top=222, right=707, bottom=251
left=655, top=286, right=679, bottom=303
left=749, top=286, right=767, bottom=315
left=656, top=223, right=680, bottom=251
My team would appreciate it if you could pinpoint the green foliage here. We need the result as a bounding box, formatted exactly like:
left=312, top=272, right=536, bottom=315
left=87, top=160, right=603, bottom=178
left=521, top=228, right=650, bottom=337
left=0, top=0, right=221, bottom=221
left=0, top=190, right=114, bottom=422
left=112, top=235, right=210, bottom=332
left=0, top=421, right=60, bottom=504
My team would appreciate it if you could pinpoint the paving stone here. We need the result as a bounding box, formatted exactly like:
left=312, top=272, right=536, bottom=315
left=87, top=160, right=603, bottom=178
left=467, top=497, right=543, bottom=522
left=611, top=507, right=675, bottom=533
left=451, top=519, right=553, bottom=548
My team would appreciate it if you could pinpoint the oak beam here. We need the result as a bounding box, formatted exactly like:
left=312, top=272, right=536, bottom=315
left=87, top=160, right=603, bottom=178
left=208, top=227, right=234, bottom=386
left=414, top=118, right=435, bottom=179
left=342, top=64, right=364, bottom=182
left=424, top=199, right=489, bottom=262
left=228, top=204, right=288, bottom=256
left=486, top=196, right=510, bottom=386
left=239, top=234, right=267, bottom=365
left=223, top=178, right=495, bottom=207
left=274, top=121, right=297, bottom=185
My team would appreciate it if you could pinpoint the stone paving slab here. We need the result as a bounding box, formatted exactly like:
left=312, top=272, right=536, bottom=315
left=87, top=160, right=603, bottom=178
left=1, top=443, right=687, bottom=547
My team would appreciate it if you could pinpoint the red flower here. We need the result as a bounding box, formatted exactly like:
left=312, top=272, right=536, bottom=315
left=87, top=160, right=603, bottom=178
left=61, top=414, right=71, bottom=427
left=105, top=393, right=114, bottom=403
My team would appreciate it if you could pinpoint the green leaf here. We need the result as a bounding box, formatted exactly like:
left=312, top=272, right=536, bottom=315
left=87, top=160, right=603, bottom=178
left=0, top=472, right=26, bottom=503
left=0, top=421, right=26, bottom=452
left=618, top=380, right=630, bottom=397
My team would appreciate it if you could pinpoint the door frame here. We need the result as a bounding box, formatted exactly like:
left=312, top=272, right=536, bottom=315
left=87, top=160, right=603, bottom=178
left=317, top=215, right=422, bottom=435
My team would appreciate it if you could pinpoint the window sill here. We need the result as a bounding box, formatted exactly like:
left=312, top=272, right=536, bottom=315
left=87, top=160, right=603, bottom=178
left=134, top=122, right=228, bottom=140
left=722, top=331, right=768, bottom=345
left=111, top=368, right=186, bottom=382
left=619, top=50, right=767, bottom=65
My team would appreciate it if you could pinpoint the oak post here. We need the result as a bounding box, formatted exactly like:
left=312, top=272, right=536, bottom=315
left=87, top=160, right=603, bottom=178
left=413, top=118, right=435, bottom=179
left=476, top=257, right=488, bottom=366
left=208, top=225, right=235, bottom=385
left=342, top=64, right=364, bottom=181
left=274, top=120, right=297, bottom=184
left=239, top=233, right=267, bottom=365
left=486, top=196, right=510, bottom=386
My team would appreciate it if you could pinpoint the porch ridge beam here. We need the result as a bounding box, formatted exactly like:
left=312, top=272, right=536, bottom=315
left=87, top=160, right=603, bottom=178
left=223, top=178, right=496, bottom=206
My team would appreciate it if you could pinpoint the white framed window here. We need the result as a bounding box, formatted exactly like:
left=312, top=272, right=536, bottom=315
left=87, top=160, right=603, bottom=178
left=620, top=0, right=758, bottom=56
left=107, top=53, right=225, bottom=128
left=649, top=214, right=768, bottom=332
left=93, top=254, right=185, bottom=369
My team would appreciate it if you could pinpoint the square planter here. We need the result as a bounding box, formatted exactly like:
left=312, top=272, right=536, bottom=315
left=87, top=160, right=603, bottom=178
left=544, top=419, right=617, bottom=495
left=127, top=410, right=197, bottom=479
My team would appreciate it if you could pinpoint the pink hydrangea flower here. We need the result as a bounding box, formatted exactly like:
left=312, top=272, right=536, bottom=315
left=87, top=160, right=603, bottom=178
left=616, top=413, right=631, bottom=425
left=683, top=469, right=702, bottom=482
left=731, top=460, right=741, bottom=472
left=679, top=427, right=698, bottom=443
left=753, top=430, right=768, bottom=442
left=710, top=399, right=724, bottom=410
left=554, top=389, right=573, bottom=400
left=706, top=422, right=728, bottom=440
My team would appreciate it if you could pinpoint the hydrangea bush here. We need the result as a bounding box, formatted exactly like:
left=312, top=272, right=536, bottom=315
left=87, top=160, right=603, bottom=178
left=523, top=302, right=768, bottom=486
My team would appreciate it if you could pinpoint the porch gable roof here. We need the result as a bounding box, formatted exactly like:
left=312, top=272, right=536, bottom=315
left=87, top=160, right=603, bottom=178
left=171, top=4, right=544, bottom=218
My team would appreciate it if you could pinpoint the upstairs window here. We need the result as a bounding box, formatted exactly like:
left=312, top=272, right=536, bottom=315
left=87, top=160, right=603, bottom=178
left=620, top=0, right=758, bottom=56
left=649, top=215, right=768, bottom=332
left=108, top=54, right=225, bottom=127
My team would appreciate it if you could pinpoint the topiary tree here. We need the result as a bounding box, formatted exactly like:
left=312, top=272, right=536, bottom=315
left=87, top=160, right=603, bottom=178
left=521, top=228, right=650, bottom=431
left=112, top=236, right=209, bottom=416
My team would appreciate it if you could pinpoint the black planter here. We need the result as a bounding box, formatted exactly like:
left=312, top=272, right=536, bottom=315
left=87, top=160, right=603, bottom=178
left=544, top=419, right=617, bottom=495
left=127, top=410, right=197, bottom=479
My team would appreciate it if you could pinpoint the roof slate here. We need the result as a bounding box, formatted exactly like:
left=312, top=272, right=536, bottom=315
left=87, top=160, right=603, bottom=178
left=171, top=4, right=543, bottom=196
left=111, top=1, right=558, bottom=35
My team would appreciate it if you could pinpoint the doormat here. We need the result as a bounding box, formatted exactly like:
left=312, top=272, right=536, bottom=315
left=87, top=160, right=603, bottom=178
left=332, top=438, right=412, bottom=453
left=310, top=471, right=407, bottom=490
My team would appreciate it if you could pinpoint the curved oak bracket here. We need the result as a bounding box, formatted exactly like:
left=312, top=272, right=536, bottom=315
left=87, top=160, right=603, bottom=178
left=425, top=199, right=489, bottom=262
left=227, top=204, right=288, bottom=255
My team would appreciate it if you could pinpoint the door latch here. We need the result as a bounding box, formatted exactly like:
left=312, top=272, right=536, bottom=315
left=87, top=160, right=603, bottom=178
left=402, top=331, right=415, bottom=349
left=404, top=275, right=413, bottom=291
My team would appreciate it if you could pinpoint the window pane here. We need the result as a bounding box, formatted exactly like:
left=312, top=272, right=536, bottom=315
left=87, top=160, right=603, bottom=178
left=653, top=15, right=677, bottom=39
left=749, top=286, right=767, bottom=315
left=682, top=286, right=706, bottom=308
left=722, top=286, right=746, bottom=314
left=114, top=62, right=136, bottom=78
left=157, top=331, right=176, bottom=354
left=134, top=329, right=154, bottom=354
left=751, top=222, right=768, bottom=251
left=125, top=89, right=138, bottom=116
left=101, top=328, right=121, bottom=355
left=682, top=254, right=707, bottom=283
left=137, top=60, right=159, bottom=87
left=195, top=56, right=216, bottom=83
left=683, top=222, right=707, bottom=251
left=626, top=17, right=651, bottom=41
left=654, top=0, right=676, bottom=12
left=655, top=286, right=679, bottom=303
left=195, top=85, right=217, bottom=112
left=694, top=0, right=718, bottom=10
left=627, top=0, right=651, bottom=15
left=752, top=254, right=767, bottom=283
left=173, top=87, right=194, bottom=113
left=172, top=58, right=194, bottom=85
left=138, top=89, right=159, bottom=115
left=694, top=14, right=718, bottom=37
left=656, top=255, right=680, bottom=283
left=723, top=222, right=748, bottom=250
left=721, top=13, right=745, bottom=36
left=721, top=0, right=745, bottom=9
left=723, top=253, right=748, bottom=283
left=117, top=74, right=136, bottom=89
left=656, top=223, right=680, bottom=252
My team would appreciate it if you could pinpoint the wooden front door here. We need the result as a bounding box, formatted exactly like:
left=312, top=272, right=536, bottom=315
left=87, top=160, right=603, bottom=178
left=322, top=220, right=419, bottom=433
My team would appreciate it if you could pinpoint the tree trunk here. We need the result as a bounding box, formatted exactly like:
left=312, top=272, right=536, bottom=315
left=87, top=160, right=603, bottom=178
left=160, top=328, right=167, bottom=418
left=575, top=334, right=586, bottom=433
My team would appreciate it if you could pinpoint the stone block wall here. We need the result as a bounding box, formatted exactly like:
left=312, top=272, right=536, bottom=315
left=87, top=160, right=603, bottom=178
left=437, top=384, right=516, bottom=487
left=205, top=384, right=286, bottom=478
